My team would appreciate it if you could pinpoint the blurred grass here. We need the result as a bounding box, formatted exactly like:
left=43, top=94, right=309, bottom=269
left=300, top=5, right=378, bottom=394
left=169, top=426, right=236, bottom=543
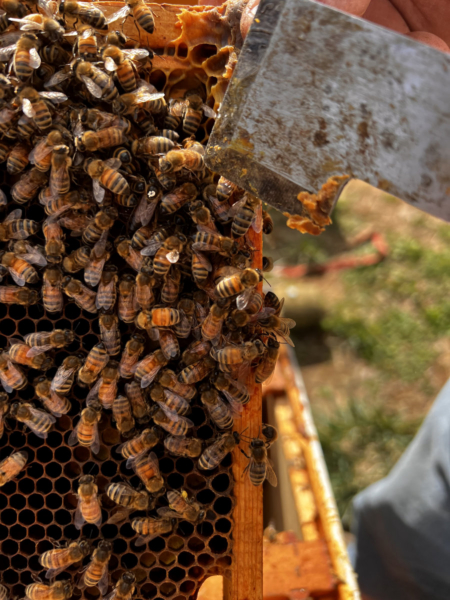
left=265, top=183, right=450, bottom=516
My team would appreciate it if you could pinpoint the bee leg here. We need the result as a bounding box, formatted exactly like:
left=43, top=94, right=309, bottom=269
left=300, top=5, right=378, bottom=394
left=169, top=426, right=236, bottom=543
left=239, top=448, right=250, bottom=459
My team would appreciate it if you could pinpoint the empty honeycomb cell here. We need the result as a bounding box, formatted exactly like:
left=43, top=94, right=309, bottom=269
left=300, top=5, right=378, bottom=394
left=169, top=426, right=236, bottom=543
left=213, top=497, right=232, bottom=515
left=149, top=568, right=166, bottom=584
left=11, top=554, right=27, bottom=570
left=46, top=462, right=63, bottom=478
left=0, top=493, right=8, bottom=509
left=159, top=457, right=174, bottom=474
left=177, top=43, right=188, bottom=58
left=0, top=525, right=8, bottom=540
left=188, top=566, right=204, bottom=580
left=19, top=509, right=36, bottom=526
left=2, top=540, right=18, bottom=556
left=28, top=524, right=45, bottom=540
left=28, top=494, right=44, bottom=510
left=215, top=518, right=232, bottom=534
left=211, top=473, right=230, bottom=493
left=197, top=522, right=213, bottom=538
left=1, top=319, right=16, bottom=336
left=20, top=571, right=35, bottom=585
left=64, top=304, right=81, bottom=320
left=47, top=431, right=63, bottom=448
left=149, top=70, right=167, bottom=90
left=197, top=425, right=214, bottom=440
left=220, top=453, right=232, bottom=468
left=18, top=477, right=34, bottom=494
left=9, top=304, right=26, bottom=320
left=19, top=538, right=35, bottom=555
left=3, top=569, right=19, bottom=585
left=168, top=567, right=186, bottom=582
left=0, top=304, right=7, bottom=319
left=196, top=489, right=215, bottom=504
left=135, top=569, right=147, bottom=583
left=111, top=569, right=124, bottom=583
left=63, top=524, right=79, bottom=540
left=28, top=555, right=43, bottom=572
left=0, top=445, right=13, bottom=460
left=37, top=446, right=53, bottom=463
left=190, top=407, right=206, bottom=427
left=56, top=415, right=73, bottom=432
left=101, top=524, right=118, bottom=540
left=46, top=524, right=62, bottom=539
left=198, top=554, right=214, bottom=568
left=102, top=428, right=121, bottom=446
left=166, top=45, right=176, bottom=56
left=140, top=553, right=157, bottom=568
left=109, top=555, right=119, bottom=571
left=159, top=551, right=176, bottom=566
left=189, top=43, right=217, bottom=66
left=101, top=460, right=117, bottom=477
left=159, top=582, right=176, bottom=597
left=2, top=480, right=16, bottom=495
left=95, top=445, right=110, bottom=461
left=9, top=431, right=26, bottom=448
left=85, top=589, right=100, bottom=600
left=0, top=334, right=6, bottom=348
left=64, top=461, right=81, bottom=478
left=46, top=493, right=63, bottom=509
left=55, top=509, right=72, bottom=525
left=55, top=446, right=72, bottom=463
left=3, top=508, right=17, bottom=525
left=149, top=537, right=166, bottom=553
left=216, top=555, right=232, bottom=568
left=187, top=537, right=205, bottom=553
left=141, top=583, right=157, bottom=599
left=82, top=524, right=99, bottom=539
left=114, top=537, right=128, bottom=554
left=167, top=472, right=184, bottom=490
left=18, top=318, right=35, bottom=336
left=36, top=478, right=52, bottom=494
left=96, top=476, right=109, bottom=493
left=209, top=535, right=228, bottom=554
left=185, top=473, right=205, bottom=490
left=27, top=463, right=43, bottom=478
left=54, top=477, right=71, bottom=494
left=175, top=458, right=194, bottom=474
left=120, top=553, right=138, bottom=569
left=179, top=581, right=196, bottom=594
left=0, top=556, right=9, bottom=570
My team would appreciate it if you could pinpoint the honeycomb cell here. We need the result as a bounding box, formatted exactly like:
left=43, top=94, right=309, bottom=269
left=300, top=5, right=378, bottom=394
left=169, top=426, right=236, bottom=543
left=169, top=567, right=186, bottom=582
left=83, top=461, right=99, bottom=476
left=177, top=522, right=194, bottom=538
left=167, top=472, right=183, bottom=489
left=197, top=425, right=214, bottom=440
left=18, top=318, right=35, bottom=336
left=177, top=43, right=188, bottom=58
left=159, top=458, right=174, bottom=474
left=2, top=540, right=18, bottom=555
left=185, top=473, right=206, bottom=490
left=85, top=589, right=100, bottom=600
left=11, top=554, right=27, bottom=570
left=179, top=581, right=195, bottom=594
left=187, top=537, right=205, bottom=553
left=216, top=555, right=232, bottom=568
left=190, top=407, right=205, bottom=427
left=9, top=431, right=26, bottom=448
left=54, top=477, right=71, bottom=494
left=46, top=462, right=63, bottom=478
left=215, top=518, right=232, bottom=534
left=209, top=535, right=228, bottom=554
left=20, top=539, right=36, bottom=555
left=20, top=572, right=34, bottom=585
left=27, top=462, right=43, bottom=478
left=46, top=524, right=62, bottom=540
left=3, top=569, right=19, bottom=585
left=211, top=473, right=230, bottom=493
left=46, top=493, right=63, bottom=509
left=190, top=44, right=217, bottom=66
left=63, top=525, right=80, bottom=540
left=175, top=458, right=193, bottom=474
left=102, top=428, right=121, bottom=446
left=73, top=446, right=90, bottom=462
left=167, top=536, right=184, bottom=551
left=64, top=461, right=81, bottom=478
left=36, top=478, right=52, bottom=494
left=55, top=509, right=72, bottom=525
left=188, top=566, right=204, bottom=580
left=101, top=524, right=118, bottom=540
left=47, top=431, right=63, bottom=448
left=140, top=553, right=156, bottom=568
left=213, top=497, right=232, bottom=515
left=101, top=460, right=117, bottom=477
left=198, top=554, right=214, bottom=568
left=160, top=582, right=176, bottom=597
left=0, top=556, right=9, bottom=570
left=135, top=569, right=147, bottom=583
left=64, top=493, right=78, bottom=510
left=196, top=489, right=215, bottom=504
left=18, top=477, right=34, bottom=494
left=56, top=415, right=72, bottom=432
left=197, top=522, right=213, bottom=538
left=159, top=551, right=176, bottom=566
left=178, top=552, right=195, bottom=568
left=37, top=446, right=53, bottom=463
left=10, top=524, right=26, bottom=540
left=141, top=583, right=157, bottom=599
left=119, top=523, right=135, bottom=539
left=149, top=568, right=166, bottom=584
left=1, top=319, right=16, bottom=336
left=120, top=553, right=138, bottom=569
left=20, top=509, right=36, bottom=525
left=149, top=537, right=166, bottom=553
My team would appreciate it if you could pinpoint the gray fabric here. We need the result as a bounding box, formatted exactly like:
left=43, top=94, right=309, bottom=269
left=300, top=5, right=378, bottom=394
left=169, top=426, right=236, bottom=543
left=352, top=378, right=450, bottom=600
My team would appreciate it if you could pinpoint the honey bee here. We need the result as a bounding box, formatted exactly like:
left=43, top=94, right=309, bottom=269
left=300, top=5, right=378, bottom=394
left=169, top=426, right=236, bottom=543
left=63, top=276, right=97, bottom=313
left=112, top=394, right=135, bottom=437
left=131, top=187, right=162, bottom=230
left=157, top=489, right=205, bottom=523
left=68, top=403, right=102, bottom=453
left=33, top=376, right=71, bottom=417
left=63, top=246, right=91, bottom=274
left=1, top=251, right=39, bottom=285
left=74, top=474, right=102, bottom=529
left=119, top=334, right=145, bottom=379
left=78, top=342, right=109, bottom=386
left=0, top=392, right=9, bottom=439
left=261, top=424, right=278, bottom=448
left=24, top=329, right=74, bottom=355
left=216, top=176, right=238, bottom=203
left=229, top=194, right=262, bottom=237
left=150, top=307, right=180, bottom=327
left=201, top=302, right=228, bottom=343
left=103, top=571, right=135, bottom=600
left=134, top=349, right=168, bottom=388
left=0, top=450, right=27, bottom=486
left=174, top=298, right=195, bottom=339
left=0, top=585, right=6, bottom=600
left=85, top=234, right=110, bottom=287
left=25, top=580, right=72, bottom=600
left=42, top=266, right=64, bottom=313
left=262, top=210, right=274, bottom=235
left=11, top=167, right=48, bottom=204
left=131, top=135, right=174, bottom=157
left=158, top=368, right=196, bottom=401
left=262, top=256, right=274, bottom=272
left=164, top=98, right=184, bottom=130
left=150, top=402, right=193, bottom=437
left=164, top=436, right=202, bottom=458
left=150, top=383, right=190, bottom=416
left=41, top=42, right=70, bottom=65
left=0, top=209, right=39, bottom=242
left=138, top=227, right=168, bottom=256
left=83, top=207, right=118, bottom=246
left=9, top=341, right=53, bottom=370
left=155, top=165, right=177, bottom=191
left=201, top=388, right=235, bottom=429
left=112, top=81, right=165, bottom=117
left=10, top=402, right=56, bottom=438
left=115, top=237, right=143, bottom=272
left=43, top=217, right=65, bottom=263
left=181, top=339, right=211, bottom=367
left=74, top=60, right=118, bottom=103
left=39, top=540, right=90, bottom=579
left=0, top=285, right=39, bottom=305
left=153, top=234, right=186, bottom=277
left=215, top=268, right=262, bottom=309
left=3, top=33, right=41, bottom=83
left=76, top=126, right=128, bottom=152
left=125, top=0, right=155, bottom=34
left=124, top=380, right=150, bottom=423
left=159, top=149, right=204, bottom=174
left=178, top=355, right=216, bottom=384
left=18, top=87, right=67, bottom=131
left=182, top=94, right=216, bottom=136
left=99, top=313, right=120, bottom=355
left=192, top=230, right=236, bottom=256
left=118, top=426, right=162, bottom=463
left=131, top=450, right=164, bottom=493
left=117, top=274, right=138, bottom=323
left=78, top=540, right=112, bottom=594
left=243, top=290, right=264, bottom=315
left=259, top=315, right=296, bottom=347
left=161, top=267, right=181, bottom=305
left=132, top=516, right=176, bottom=546
left=75, top=25, right=98, bottom=61
left=87, top=158, right=129, bottom=203
left=160, top=183, right=197, bottom=215
left=211, top=339, right=265, bottom=367
left=49, top=144, right=71, bottom=197
left=96, top=264, right=118, bottom=311
left=51, top=355, right=82, bottom=395
left=87, top=360, right=119, bottom=409
left=135, top=269, right=154, bottom=310
left=213, top=372, right=250, bottom=406
left=263, top=291, right=283, bottom=316
left=79, top=107, right=130, bottom=131
left=242, top=436, right=277, bottom=487
left=161, top=331, right=180, bottom=360
left=7, top=141, right=30, bottom=174
left=58, top=210, right=92, bottom=236
left=255, top=338, right=280, bottom=383
left=198, top=431, right=240, bottom=470
left=59, top=0, right=108, bottom=30
left=0, top=352, right=27, bottom=392
left=106, top=482, right=152, bottom=524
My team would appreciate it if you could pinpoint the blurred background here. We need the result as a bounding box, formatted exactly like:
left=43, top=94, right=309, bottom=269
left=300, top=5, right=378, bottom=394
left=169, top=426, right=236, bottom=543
left=263, top=180, right=450, bottom=527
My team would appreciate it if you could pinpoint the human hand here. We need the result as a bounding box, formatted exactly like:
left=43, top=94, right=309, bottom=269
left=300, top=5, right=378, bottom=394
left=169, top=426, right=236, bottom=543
left=240, top=0, right=450, bottom=52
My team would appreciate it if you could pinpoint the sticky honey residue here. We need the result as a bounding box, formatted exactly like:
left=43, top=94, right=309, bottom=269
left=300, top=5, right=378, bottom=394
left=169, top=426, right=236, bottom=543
left=286, top=175, right=350, bottom=235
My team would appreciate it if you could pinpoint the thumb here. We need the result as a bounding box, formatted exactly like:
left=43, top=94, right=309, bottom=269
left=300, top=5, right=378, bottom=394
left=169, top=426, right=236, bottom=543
left=241, top=0, right=259, bottom=41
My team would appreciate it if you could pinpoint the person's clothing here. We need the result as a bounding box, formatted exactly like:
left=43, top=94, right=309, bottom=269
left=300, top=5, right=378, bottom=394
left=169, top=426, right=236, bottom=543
left=352, top=378, right=450, bottom=600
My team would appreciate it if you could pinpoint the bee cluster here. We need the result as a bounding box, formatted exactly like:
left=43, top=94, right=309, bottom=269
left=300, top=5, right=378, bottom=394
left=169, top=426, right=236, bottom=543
left=0, top=1, right=296, bottom=599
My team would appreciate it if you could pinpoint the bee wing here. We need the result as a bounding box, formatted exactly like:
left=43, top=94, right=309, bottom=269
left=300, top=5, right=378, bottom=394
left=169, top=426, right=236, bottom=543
left=274, top=329, right=295, bottom=348
left=225, top=394, right=243, bottom=415
left=0, top=377, right=12, bottom=393
left=21, top=98, right=35, bottom=119
left=81, top=75, right=103, bottom=99
left=4, top=209, right=22, bottom=223
left=124, top=48, right=149, bottom=61
left=50, top=366, right=74, bottom=393
left=202, top=104, right=217, bottom=118
left=96, top=281, right=115, bottom=310
left=91, top=420, right=100, bottom=454
left=156, top=507, right=182, bottom=519
left=252, top=208, right=262, bottom=234
left=74, top=501, right=85, bottom=530
left=265, top=459, right=278, bottom=487
left=45, top=564, right=72, bottom=579
left=44, top=69, right=72, bottom=88
left=28, top=142, right=51, bottom=166
left=140, top=365, right=162, bottom=388
left=280, top=317, right=296, bottom=329
left=0, top=190, right=7, bottom=206
left=140, top=239, right=163, bottom=256
left=236, top=287, right=254, bottom=311
left=104, top=57, right=118, bottom=72
left=0, top=44, right=17, bottom=61
left=227, top=197, right=247, bottom=218
left=134, top=89, right=165, bottom=104
left=105, top=4, right=130, bottom=24
left=193, top=250, right=212, bottom=272
left=97, top=567, right=109, bottom=595
left=29, top=47, right=41, bottom=69
left=8, top=266, right=26, bottom=287
left=26, top=345, right=53, bottom=357
left=107, top=508, right=131, bottom=525
left=192, top=242, right=220, bottom=252
left=156, top=402, right=194, bottom=428
left=30, top=406, right=56, bottom=425
left=38, top=0, right=56, bottom=18
left=9, top=17, right=44, bottom=30
left=86, top=378, right=102, bottom=405
left=68, top=422, right=80, bottom=447
left=169, top=98, right=188, bottom=117
left=93, top=179, right=105, bottom=204
left=20, top=246, right=48, bottom=266
left=166, top=250, right=180, bottom=264
left=39, top=91, right=68, bottom=104
left=148, top=451, right=161, bottom=478
left=104, top=158, right=121, bottom=170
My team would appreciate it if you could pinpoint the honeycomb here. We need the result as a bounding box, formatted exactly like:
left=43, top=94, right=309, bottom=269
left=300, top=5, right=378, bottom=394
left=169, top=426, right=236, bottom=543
left=0, top=2, right=249, bottom=599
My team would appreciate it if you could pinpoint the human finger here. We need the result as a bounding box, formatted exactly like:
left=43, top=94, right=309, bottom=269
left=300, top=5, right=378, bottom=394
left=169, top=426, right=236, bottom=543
left=406, top=31, right=450, bottom=53
left=241, top=0, right=259, bottom=40
left=316, top=0, right=371, bottom=16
